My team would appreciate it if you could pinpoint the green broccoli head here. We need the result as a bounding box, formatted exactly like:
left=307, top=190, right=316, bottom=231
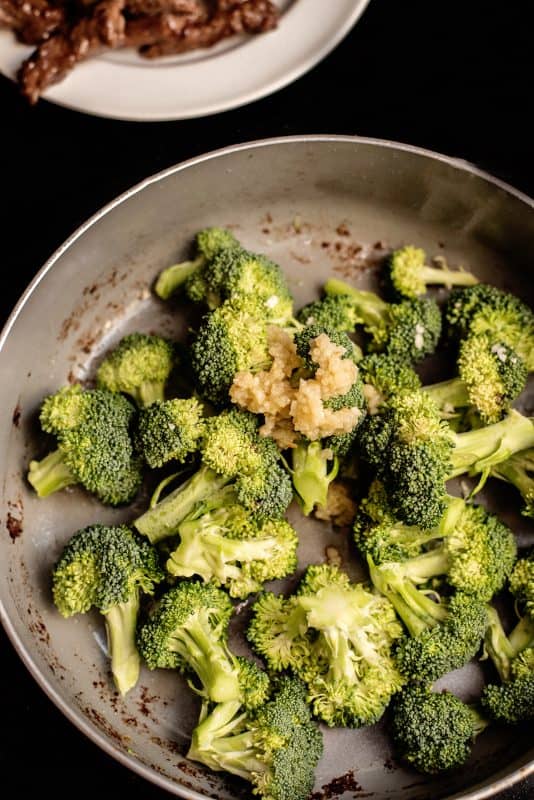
left=97, top=333, right=175, bottom=407
left=360, top=391, right=453, bottom=529
left=445, top=284, right=534, bottom=370
left=369, top=554, right=488, bottom=682
left=166, top=489, right=298, bottom=598
left=456, top=334, right=527, bottom=424
left=187, top=676, right=323, bottom=800
left=323, top=277, right=443, bottom=362
left=137, top=581, right=241, bottom=703
left=236, top=657, right=271, bottom=710
left=155, top=227, right=239, bottom=301
left=200, top=409, right=293, bottom=520
left=358, top=353, right=421, bottom=412
left=52, top=524, right=163, bottom=695
left=481, top=677, right=534, bottom=724
left=248, top=592, right=311, bottom=675
left=136, top=397, right=205, bottom=468
left=391, top=685, right=488, bottom=774
left=385, top=245, right=478, bottom=301
left=250, top=564, right=404, bottom=728
left=297, top=295, right=362, bottom=332
left=201, top=408, right=261, bottom=476
left=195, top=247, right=294, bottom=324
left=191, top=300, right=270, bottom=404
left=28, top=385, right=142, bottom=506
left=394, top=592, right=488, bottom=683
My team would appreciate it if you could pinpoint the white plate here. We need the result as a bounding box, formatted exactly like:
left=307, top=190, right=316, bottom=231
left=0, top=0, right=370, bottom=121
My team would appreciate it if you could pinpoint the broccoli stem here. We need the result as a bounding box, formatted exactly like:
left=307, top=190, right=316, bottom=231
left=423, top=378, right=471, bottom=411
left=103, top=593, right=141, bottom=696
left=134, top=465, right=231, bottom=544
left=324, top=278, right=389, bottom=333
left=290, top=441, right=339, bottom=515
left=135, top=381, right=166, bottom=407
left=27, top=449, right=77, bottom=497
left=167, top=611, right=241, bottom=703
left=400, top=547, right=450, bottom=584
left=449, top=411, right=534, bottom=478
left=368, top=558, right=447, bottom=637
left=154, top=255, right=203, bottom=300
left=484, top=606, right=516, bottom=681
left=417, top=265, right=479, bottom=288
left=187, top=700, right=261, bottom=780
left=491, top=450, right=534, bottom=514
left=508, top=614, right=534, bottom=655
left=166, top=523, right=280, bottom=583
left=468, top=706, right=491, bottom=737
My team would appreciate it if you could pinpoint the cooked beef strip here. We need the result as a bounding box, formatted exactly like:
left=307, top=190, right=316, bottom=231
left=124, top=10, right=198, bottom=48
left=0, top=0, right=65, bottom=44
left=18, top=0, right=126, bottom=102
left=141, top=0, right=277, bottom=58
left=125, top=0, right=203, bottom=17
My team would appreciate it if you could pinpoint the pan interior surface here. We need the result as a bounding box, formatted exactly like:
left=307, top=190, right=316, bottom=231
left=0, top=137, right=533, bottom=800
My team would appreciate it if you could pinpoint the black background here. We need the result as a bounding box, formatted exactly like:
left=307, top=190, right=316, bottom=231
left=1, top=1, right=533, bottom=797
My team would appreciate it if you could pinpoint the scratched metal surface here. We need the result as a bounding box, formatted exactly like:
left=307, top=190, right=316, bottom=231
left=0, top=137, right=533, bottom=800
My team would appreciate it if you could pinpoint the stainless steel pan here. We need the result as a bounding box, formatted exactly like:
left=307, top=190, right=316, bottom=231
left=1, top=136, right=533, bottom=800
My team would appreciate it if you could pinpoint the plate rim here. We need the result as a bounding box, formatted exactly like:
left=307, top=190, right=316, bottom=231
left=0, top=0, right=371, bottom=121
left=1, top=135, right=533, bottom=799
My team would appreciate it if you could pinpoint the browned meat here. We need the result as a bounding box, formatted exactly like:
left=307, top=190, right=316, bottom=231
left=18, top=0, right=126, bottom=103
left=0, top=0, right=65, bottom=44
left=124, top=10, right=199, bottom=48
left=125, top=0, right=203, bottom=16
left=141, top=0, right=277, bottom=58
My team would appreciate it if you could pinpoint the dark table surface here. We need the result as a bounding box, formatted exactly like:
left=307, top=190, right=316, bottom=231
left=1, top=0, right=533, bottom=797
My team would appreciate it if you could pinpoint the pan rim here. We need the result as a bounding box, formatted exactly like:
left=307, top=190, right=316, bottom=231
left=1, top=134, right=533, bottom=800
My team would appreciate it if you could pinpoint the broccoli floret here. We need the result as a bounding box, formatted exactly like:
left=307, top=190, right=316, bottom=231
left=445, top=284, right=534, bottom=370
left=247, top=592, right=311, bottom=675
left=191, top=300, right=271, bottom=404
left=193, top=247, right=295, bottom=324
left=385, top=245, right=478, bottom=301
left=391, top=685, right=488, bottom=774
left=165, top=487, right=298, bottom=598
left=187, top=676, right=323, bottom=800
left=482, top=597, right=534, bottom=724
left=137, top=581, right=248, bottom=703
left=286, top=326, right=366, bottom=515
left=97, top=333, right=175, bottom=407
left=360, top=388, right=534, bottom=523
left=296, top=294, right=363, bottom=332
left=135, top=398, right=205, bottom=468
left=358, top=390, right=453, bottom=528
left=423, top=334, right=527, bottom=424
left=365, top=497, right=516, bottom=600
left=154, top=227, right=239, bottom=301
left=28, top=385, right=142, bottom=505
left=134, top=410, right=292, bottom=543
left=369, top=555, right=487, bottom=681
left=353, top=482, right=441, bottom=565
left=52, top=524, right=163, bottom=695
left=358, top=353, right=421, bottom=413
left=481, top=677, right=534, bottom=724
left=324, top=278, right=442, bottom=363
left=491, top=449, right=534, bottom=518
left=249, top=564, right=404, bottom=727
